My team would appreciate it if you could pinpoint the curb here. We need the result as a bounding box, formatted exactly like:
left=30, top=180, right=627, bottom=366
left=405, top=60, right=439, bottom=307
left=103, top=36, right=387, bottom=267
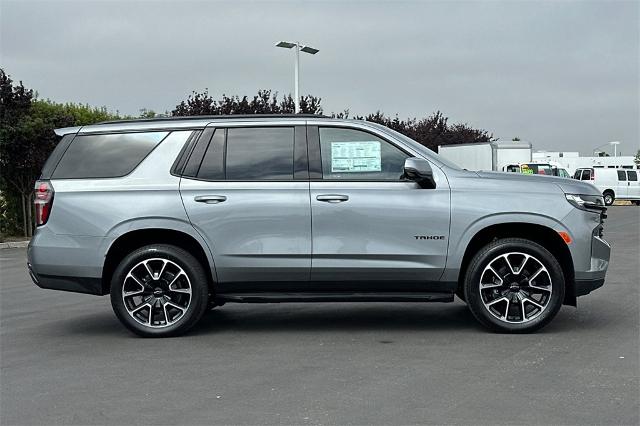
left=0, top=240, right=30, bottom=249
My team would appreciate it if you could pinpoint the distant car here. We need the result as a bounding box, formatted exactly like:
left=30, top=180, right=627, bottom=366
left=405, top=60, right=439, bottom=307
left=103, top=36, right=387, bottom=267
left=28, top=115, right=610, bottom=337
left=573, top=167, right=640, bottom=206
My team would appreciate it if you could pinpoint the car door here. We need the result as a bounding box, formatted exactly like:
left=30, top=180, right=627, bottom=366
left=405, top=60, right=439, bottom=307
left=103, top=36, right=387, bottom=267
left=616, top=170, right=628, bottom=198
left=307, top=124, right=450, bottom=288
left=626, top=170, right=639, bottom=199
left=180, top=123, right=311, bottom=286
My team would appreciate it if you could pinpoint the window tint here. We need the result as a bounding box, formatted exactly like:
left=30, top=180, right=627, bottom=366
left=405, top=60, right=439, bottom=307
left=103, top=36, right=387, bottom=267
left=617, top=170, right=627, bottom=181
left=197, top=129, right=225, bottom=180
left=225, top=127, right=294, bottom=180
left=581, top=170, right=591, bottom=180
left=319, top=127, right=409, bottom=180
left=40, top=134, right=75, bottom=179
left=573, top=170, right=581, bottom=179
left=52, top=132, right=167, bottom=179
left=627, top=171, right=637, bottom=181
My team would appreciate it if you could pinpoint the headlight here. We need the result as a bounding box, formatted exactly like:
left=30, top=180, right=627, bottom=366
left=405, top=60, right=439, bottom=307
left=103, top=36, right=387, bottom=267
left=565, top=194, right=606, bottom=211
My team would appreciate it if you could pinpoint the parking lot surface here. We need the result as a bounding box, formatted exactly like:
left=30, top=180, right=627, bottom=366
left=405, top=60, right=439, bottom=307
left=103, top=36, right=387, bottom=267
left=1, top=207, right=638, bottom=425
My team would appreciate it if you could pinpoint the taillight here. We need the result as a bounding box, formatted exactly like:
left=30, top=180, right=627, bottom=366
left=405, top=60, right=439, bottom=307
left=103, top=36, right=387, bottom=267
left=34, top=180, right=54, bottom=226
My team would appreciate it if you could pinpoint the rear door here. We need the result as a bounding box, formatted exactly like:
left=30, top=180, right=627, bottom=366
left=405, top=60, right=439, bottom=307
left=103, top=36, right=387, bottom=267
left=180, top=123, right=311, bottom=286
left=616, top=170, right=628, bottom=198
left=307, top=124, right=450, bottom=288
left=626, top=170, right=639, bottom=199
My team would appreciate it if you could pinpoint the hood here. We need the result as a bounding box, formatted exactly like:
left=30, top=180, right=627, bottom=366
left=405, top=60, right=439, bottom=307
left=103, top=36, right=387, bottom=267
left=475, top=171, right=601, bottom=196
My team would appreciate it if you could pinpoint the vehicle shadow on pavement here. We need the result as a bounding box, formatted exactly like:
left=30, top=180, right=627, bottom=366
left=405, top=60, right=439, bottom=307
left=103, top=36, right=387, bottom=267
left=191, top=303, right=485, bottom=335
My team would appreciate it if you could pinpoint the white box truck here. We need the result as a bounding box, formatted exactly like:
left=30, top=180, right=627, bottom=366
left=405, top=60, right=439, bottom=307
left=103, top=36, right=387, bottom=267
left=438, top=141, right=532, bottom=172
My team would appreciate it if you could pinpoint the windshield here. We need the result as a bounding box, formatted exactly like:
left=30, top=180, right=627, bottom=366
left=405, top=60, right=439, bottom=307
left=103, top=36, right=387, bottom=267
left=376, top=125, right=463, bottom=170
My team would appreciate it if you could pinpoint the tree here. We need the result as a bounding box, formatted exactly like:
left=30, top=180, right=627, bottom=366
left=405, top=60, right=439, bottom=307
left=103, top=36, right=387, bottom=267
left=0, top=69, right=122, bottom=237
left=335, top=110, right=493, bottom=152
left=172, top=89, right=323, bottom=116
left=512, top=137, right=521, bottom=141
left=0, top=69, right=35, bottom=237
left=634, top=149, right=640, bottom=167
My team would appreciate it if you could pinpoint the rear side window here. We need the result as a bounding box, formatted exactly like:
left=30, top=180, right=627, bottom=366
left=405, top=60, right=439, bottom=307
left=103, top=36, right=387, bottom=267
left=40, top=134, right=75, bottom=179
left=627, top=171, right=637, bottom=181
left=52, top=132, right=168, bottom=179
left=617, top=170, right=627, bottom=181
left=225, top=127, right=294, bottom=180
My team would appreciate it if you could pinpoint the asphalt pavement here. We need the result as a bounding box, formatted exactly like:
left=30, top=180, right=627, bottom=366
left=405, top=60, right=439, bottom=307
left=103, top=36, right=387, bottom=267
left=1, top=206, right=638, bottom=425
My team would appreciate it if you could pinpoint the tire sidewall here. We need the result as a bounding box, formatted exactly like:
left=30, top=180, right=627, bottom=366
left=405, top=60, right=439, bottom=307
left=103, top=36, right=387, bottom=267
left=110, top=245, right=209, bottom=337
left=604, top=193, right=614, bottom=206
left=465, top=239, right=565, bottom=333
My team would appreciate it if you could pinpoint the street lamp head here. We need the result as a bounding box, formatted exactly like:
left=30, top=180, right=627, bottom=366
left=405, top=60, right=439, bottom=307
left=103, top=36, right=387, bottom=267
left=300, top=45, right=319, bottom=55
left=276, top=41, right=319, bottom=55
left=276, top=41, right=296, bottom=49
left=609, top=141, right=620, bottom=145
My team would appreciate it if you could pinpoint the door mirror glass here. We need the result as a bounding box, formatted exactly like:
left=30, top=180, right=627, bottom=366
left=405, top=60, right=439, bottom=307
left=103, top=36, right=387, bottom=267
left=403, top=157, right=436, bottom=189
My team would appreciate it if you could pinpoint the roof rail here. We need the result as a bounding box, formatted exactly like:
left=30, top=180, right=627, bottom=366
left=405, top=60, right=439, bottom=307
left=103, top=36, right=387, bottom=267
left=97, top=113, right=328, bottom=125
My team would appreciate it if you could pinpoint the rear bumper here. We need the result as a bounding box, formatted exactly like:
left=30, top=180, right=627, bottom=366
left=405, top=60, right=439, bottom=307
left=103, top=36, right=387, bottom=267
left=27, top=228, right=109, bottom=296
left=28, top=263, right=104, bottom=295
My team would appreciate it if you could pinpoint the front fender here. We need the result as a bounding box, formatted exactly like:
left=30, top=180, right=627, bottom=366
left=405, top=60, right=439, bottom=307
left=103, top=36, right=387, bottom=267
left=441, top=212, right=572, bottom=282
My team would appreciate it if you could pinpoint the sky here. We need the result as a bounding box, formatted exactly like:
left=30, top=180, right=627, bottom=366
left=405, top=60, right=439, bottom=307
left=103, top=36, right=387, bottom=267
left=1, top=0, right=638, bottom=155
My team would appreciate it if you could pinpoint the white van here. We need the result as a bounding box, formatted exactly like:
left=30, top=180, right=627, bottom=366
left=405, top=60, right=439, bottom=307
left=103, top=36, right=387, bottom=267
left=573, top=168, right=640, bottom=205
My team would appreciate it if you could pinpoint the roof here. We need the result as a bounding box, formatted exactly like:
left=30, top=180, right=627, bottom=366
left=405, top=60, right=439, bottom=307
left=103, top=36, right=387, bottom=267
left=54, top=114, right=332, bottom=136
left=97, top=113, right=327, bottom=125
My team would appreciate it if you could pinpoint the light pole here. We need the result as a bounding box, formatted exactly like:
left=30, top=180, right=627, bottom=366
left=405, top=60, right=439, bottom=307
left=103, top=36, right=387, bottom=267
left=276, top=41, right=319, bottom=113
left=610, top=141, right=620, bottom=157
left=592, top=141, right=621, bottom=157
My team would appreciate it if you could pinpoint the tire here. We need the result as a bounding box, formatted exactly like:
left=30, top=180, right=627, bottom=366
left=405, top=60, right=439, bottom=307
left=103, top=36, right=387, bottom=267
left=110, top=244, right=209, bottom=337
left=603, top=191, right=615, bottom=206
left=464, top=238, right=564, bottom=333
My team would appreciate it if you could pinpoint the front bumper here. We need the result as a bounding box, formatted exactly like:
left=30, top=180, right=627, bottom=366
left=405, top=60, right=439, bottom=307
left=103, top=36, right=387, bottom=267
left=574, top=278, right=605, bottom=297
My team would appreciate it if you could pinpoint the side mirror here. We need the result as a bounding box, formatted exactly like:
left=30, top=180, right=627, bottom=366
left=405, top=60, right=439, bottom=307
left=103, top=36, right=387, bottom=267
left=403, top=157, right=436, bottom=189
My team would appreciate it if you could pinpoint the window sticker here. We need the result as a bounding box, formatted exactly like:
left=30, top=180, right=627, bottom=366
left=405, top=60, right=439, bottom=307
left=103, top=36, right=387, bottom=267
left=331, top=141, right=381, bottom=173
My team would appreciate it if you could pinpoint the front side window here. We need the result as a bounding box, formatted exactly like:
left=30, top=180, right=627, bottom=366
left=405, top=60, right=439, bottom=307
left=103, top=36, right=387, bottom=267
left=627, top=171, right=637, bottom=181
left=226, top=127, right=294, bottom=180
left=580, top=169, right=591, bottom=180
left=319, top=127, right=409, bottom=180
left=617, top=170, right=627, bottom=181
left=52, top=132, right=168, bottom=179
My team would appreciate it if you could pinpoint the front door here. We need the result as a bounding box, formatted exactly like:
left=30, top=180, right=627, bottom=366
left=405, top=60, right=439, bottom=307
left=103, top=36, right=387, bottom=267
left=308, top=125, right=450, bottom=288
left=180, top=125, right=311, bottom=285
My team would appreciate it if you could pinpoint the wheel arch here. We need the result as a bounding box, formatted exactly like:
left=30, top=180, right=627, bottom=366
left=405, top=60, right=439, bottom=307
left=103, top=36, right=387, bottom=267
left=102, top=227, right=216, bottom=295
left=456, top=222, right=576, bottom=306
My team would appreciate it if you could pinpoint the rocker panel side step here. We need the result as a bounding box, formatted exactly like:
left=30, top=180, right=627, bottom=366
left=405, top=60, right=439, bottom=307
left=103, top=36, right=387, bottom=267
left=216, top=292, right=454, bottom=304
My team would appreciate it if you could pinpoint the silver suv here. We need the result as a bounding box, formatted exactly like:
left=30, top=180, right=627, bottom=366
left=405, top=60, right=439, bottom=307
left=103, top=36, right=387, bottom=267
left=28, top=115, right=610, bottom=337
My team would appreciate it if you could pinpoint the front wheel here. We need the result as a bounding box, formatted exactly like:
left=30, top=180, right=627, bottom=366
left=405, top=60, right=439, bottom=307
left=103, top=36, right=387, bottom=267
left=110, top=244, right=209, bottom=337
left=464, top=238, right=564, bottom=333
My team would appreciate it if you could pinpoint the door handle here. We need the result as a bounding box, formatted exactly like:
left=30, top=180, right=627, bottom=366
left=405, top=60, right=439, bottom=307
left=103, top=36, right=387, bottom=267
left=194, top=195, right=227, bottom=204
left=316, top=194, right=349, bottom=203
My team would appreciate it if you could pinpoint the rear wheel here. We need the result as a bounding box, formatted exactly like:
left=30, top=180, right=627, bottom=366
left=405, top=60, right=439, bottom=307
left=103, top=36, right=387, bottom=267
left=603, top=191, right=615, bottom=206
left=110, top=244, right=209, bottom=337
left=464, top=238, right=564, bottom=333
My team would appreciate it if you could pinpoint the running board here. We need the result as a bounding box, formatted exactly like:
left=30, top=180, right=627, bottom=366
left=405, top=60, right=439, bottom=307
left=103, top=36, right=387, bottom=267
left=216, top=292, right=454, bottom=304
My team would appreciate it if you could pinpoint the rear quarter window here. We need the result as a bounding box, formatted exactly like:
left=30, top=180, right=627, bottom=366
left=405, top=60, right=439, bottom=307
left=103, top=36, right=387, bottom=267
left=51, top=132, right=168, bottom=179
